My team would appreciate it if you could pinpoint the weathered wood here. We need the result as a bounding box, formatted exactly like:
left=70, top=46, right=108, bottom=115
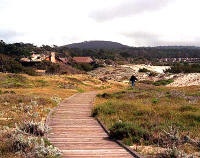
left=47, top=92, right=135, bottom=158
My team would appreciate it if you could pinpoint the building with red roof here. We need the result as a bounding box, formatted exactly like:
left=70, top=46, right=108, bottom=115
left=72, top=57, right=93, bottom=63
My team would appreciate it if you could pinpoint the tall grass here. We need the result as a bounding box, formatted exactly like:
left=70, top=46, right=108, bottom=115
left=93, top=85, right=200, bottom=154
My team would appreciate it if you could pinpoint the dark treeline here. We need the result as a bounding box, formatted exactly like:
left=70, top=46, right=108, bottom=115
left=0, top=40, right=56, bottom=59
left=1, top=40, right=200, bottom=74
left=0, top=41, right=68, bottom=75
left=1, top=40, right=200, bottom=60
left=166, top=63, right=200, bottom=73
left=59, top=47, right=200, bottom=60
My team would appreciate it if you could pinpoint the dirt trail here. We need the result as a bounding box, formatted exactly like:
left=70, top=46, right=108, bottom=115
left=47, top=92, right=135, bottom=158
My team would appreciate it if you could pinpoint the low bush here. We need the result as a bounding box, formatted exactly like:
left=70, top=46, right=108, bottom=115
left=153, top=79, right=174, bottom=86
left=183, top=113, right=200, bottom=122
left=179, top=105, right=198, bottom=112
left=16, top=121, right=49, bottom=136
left=0, top=54, right=24, bottom=73
left=34, top=80, right=48, bottom=87
left=23, top=67, right=37, bottom=76
left=36, top=61, right=69, bottom=74
left=51, top=96, right=62, bottom=105
left=46, top=63, right=61, bottom=74
left=92, top=102, right=116, bottom=117
left=148, top=71, right=158, bottom=77
left=0, top=74, right=29, bottom=88
left=0, top=54, right=36, bottom=75
left=152, top=98, right=159, bottom=104
left=139, top=79, right=173, bottom=86
left=97, top=91, right=126, bottom=99
left=57, top=82, right=76, bottom=89
left=165, top=63, right=200, bottom=73
left=33, top=138, right=61, bottom=158
left=138, top=68, right=150, bottom=73
left=97, top=93, right=112, bottom=99
left=71, top=63, right=93, bottom=72
left=94, top=86, right=200, bottom=155
left=0, top=122, right=61, bottom=158
left=139, top=80, right=154, bottom=85
left=77, top=87, right=85, bottom=93
left=109, top=121, right=150, bottom=144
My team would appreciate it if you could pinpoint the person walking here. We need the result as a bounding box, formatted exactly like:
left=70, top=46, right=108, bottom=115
left=130, top=75, right=138, bottom=87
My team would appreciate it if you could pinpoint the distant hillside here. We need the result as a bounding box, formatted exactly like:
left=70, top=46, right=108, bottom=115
left=63, top=41, right=130, bottom=49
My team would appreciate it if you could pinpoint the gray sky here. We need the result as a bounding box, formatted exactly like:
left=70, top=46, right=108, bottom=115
left=0, top=0, right=200, bottom=47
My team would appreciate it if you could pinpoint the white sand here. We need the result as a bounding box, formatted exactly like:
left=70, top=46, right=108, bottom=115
left=122, top=64, right=170, bottom=74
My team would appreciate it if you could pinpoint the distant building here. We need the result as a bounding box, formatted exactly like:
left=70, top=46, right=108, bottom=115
left=20, top=52, right=94, bottom=66
left=20, top=52, right=45, bottom=63
left=72, top=57, right=93, bottom=64
left=159, top=58, right=200, bottom=63
left=45, top=52, right=64, bottom=64
left=20, top=52, right=66, bottom=66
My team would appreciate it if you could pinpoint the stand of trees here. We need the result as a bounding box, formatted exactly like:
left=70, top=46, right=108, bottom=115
left=1, top=40, right=200, bottom=62
left=166, top=63, right=200, bottom=73
left=1, top=40, right=200, bottom=74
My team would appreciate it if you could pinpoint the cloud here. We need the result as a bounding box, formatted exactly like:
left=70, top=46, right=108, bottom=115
left=0, top=0, right=9, bottom=9
left=0, top=30, right=23, bottom=42
left=122, top=31, right=162, bottom=46
left=122, top=31, right=200, bottom=46
left=89, top=0, right=174, bottom=22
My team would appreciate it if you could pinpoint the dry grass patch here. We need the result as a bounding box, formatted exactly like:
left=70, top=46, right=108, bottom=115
left=93, top=84, right=200, bottom=156
left=0, top=73, right=114, bottom=157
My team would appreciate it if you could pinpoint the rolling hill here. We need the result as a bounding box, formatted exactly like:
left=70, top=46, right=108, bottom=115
left=63, top=41, right=130, bottom=49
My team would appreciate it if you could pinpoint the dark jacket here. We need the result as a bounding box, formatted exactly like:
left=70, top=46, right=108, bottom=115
left=130, top=75, right=138, bottom=82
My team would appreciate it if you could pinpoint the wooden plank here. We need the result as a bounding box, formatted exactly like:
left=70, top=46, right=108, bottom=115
left=47, top=92, right=135, bottom=158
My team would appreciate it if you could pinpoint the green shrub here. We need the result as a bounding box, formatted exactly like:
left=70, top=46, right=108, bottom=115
left=139, top=80, right=154, bottom=85
left=184, top=113, right=200, bottom=122
left=148, top=71, right=158, bottom=77
left=138, top=68, right=150, bottom=73
left=71, top=63, right=93, bottom=72
left=46, top=63, right=60, bottom=74
left=0, top=54, right=36, bottom=75
left=179, top=106, right=198, bottom=112
left=0, top=54, right=24, bottom=73
left=57, top=82, right=76, bottom=89
left=91, top=107, right=100, bottom=117
left=77, top=87, right=85, bottom=93
left=153, top=79, right=174, bottom=86
left=36, top=61, right=68, bottom=74
left=16, top=121, right=49, bottom=136
left=34, top=80, right=48, bottom=87
left=152, top=98, right=159, bottom=104
left=133, top=110, right=150, bottom=116
left=0, top=74, right=29, bottom=88
left=97, top=93, right=112, bottom=99
left=23, top=67, right=37, bottom=76
left=92, top=102, right=116, bottom=117
left=97, top=91, right=126, bottom=99
left=109, top=121, right=150, bottom=144
left=166, top=63, right=200, bottom=73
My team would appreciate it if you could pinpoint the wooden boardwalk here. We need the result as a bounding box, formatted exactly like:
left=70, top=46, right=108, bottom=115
left=47, top=92, right=134, bottom=158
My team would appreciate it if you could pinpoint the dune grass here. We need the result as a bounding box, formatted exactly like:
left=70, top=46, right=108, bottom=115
left=0, top=73, right=117, bottom=157
left=93, top=84, right=200, bottom=156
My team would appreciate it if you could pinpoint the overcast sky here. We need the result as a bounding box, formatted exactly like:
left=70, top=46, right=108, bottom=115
left=0, top=0, right=200, bottom=47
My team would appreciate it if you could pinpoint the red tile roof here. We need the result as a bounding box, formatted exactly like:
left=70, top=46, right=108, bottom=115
left=73, top=57, right=93, bottom=63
